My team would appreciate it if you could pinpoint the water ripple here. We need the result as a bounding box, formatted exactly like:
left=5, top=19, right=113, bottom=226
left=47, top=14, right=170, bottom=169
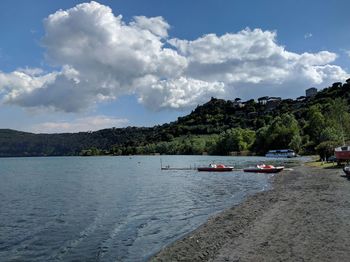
left=0, top=155, right=287, bottom=261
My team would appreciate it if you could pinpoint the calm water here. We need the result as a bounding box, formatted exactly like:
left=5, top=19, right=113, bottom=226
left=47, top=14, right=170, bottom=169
left=0, top=156, right=291, bottom=261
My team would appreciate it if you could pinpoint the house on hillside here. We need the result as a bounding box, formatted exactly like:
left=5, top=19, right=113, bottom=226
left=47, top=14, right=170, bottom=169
left=258, top=96, right=269, bottom=105
left=296, top=96, right=306, bottom=101
left=264, top=97, right=281, bottom=112
left=306, top=87, right=317, bottom=97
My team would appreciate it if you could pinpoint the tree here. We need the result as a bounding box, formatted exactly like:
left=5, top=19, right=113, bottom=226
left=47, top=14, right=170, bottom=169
left=254, top=114, right=301, bottom=154
left=319, top=127, right=341, bottom=143
left=254, top=126, right=269, bottom=154
left=315, top=141, right=339, bottom=160
left=215, top=128, right=255, bottom=155
left=289, top=134, right=302, bottom=153
left=304, top=105, right=325, bottom=144
left=269, top=114, right=300, bottom=149
left=325, top=98, right=350, bottom=144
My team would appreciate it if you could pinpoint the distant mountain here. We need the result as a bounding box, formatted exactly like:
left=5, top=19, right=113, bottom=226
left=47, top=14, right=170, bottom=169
left=0, top=127, right=158, bottom=157
left=1, top=79, right=350, bottom=157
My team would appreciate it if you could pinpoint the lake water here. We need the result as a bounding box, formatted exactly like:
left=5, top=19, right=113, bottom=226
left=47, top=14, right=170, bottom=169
left=0, top=156, right=292, bottom=261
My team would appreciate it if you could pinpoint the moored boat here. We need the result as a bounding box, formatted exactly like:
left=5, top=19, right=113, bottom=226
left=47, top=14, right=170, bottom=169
left=265, top=149, right=297, bottom=158
left=265, top=149, right=296, bottom=158
left=243, top=164, right=284, bottom=173
left=197, top=164, right=234, bottom=172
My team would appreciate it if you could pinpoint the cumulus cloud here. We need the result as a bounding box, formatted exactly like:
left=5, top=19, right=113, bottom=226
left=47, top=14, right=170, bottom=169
left=29, top=115, right=129, bottom=133
left=0, top=69, right=57, bottom=100
left=131, top=16, right=170, bottom=38
left=0, top=1, right=348, bottom=113
left=169, top=29, right=348, bottom=98
left=138, top=77, right=225, bottom=110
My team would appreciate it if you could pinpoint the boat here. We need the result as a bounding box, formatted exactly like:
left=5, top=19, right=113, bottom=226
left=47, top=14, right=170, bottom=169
left=243, top=164, right=284, bottom=173
left=197, top=164, right=234, bottom=172
left=265, top=149, right=296, bottom=158
left=335, top=146, right=350, bottom=161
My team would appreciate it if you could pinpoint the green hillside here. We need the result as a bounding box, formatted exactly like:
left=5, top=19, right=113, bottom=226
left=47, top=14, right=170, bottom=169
left=1, top=79, right=350, bottom=157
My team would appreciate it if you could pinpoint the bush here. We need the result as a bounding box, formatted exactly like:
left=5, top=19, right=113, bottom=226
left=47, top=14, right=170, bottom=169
left=315, top=141, right=339, bottom=160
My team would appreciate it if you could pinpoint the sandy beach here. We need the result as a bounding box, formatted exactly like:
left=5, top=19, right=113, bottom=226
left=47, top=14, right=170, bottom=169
left=151, top=164, right=350, bottom=261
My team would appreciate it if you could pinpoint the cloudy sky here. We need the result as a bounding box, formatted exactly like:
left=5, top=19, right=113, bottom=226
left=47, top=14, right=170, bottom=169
left=1, top=0, right=349, bottom=133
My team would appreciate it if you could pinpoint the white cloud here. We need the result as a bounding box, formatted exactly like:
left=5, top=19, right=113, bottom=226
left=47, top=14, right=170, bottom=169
left=137, top=77, right=225, bottom=110
left=169, top=30, right=283, bottom=64
left=0, top=69, right=57, bottom=99
left=0, top=1, right=348, bottom=113
left=131, top=16, right=170, bottom=38
left=297, top=51, right=336, bottom=65
left=29, top=115, right=129, bottom=133
left=169, top=29, right=348, bottom=98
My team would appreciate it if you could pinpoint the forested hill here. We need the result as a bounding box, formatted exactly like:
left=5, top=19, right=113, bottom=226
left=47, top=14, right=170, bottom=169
left=0, top=127, right=158, bottom=157
left=1, top=79, right=350, bottom=157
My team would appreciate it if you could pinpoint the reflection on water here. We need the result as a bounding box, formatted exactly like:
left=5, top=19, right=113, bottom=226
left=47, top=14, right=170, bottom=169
left=0, top=155, right=291, bottom=261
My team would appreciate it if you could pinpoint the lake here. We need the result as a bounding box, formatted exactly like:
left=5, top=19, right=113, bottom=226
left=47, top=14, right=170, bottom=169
left=0, top=156, right=291, bottom=261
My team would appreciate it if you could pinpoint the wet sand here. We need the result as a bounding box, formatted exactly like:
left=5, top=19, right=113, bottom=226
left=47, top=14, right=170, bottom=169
left=150, top=165, right=350, bottom=261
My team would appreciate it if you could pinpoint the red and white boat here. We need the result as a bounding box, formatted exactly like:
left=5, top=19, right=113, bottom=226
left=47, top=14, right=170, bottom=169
left=335, top=146, right=350, bottom=160
left=197, top=164, right=234, bottom=172
left=243, top=164, right=284, bottom=173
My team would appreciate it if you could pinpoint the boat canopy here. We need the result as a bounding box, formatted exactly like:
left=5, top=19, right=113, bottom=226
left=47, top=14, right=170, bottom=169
left=267, top=149, right=294, bottom=153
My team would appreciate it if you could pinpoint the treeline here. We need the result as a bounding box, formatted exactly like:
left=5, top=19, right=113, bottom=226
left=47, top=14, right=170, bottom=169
left=82, top=97, right=350, bottom=159
left=0, top=127, right=160, bottom=157
left=81, top=128, right=255, bottom=156
left=1, top=79, right=350, bottom=157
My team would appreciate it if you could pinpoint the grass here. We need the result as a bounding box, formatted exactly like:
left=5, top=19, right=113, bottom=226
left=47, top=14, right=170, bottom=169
left=305, top=160, right=341, bottom=169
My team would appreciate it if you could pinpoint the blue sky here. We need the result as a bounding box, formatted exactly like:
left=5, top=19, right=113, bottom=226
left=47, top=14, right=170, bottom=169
left=0, top=0, right=349, bottom=133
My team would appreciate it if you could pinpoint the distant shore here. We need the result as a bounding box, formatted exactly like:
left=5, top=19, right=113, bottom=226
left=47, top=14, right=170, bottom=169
left=150, top=164, right=350, bottom=261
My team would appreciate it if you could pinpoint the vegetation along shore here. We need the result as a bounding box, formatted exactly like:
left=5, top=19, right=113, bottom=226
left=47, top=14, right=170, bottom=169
left=151, top=163, right=350, bottom=261
left=1, top=79, right=350, bottom=158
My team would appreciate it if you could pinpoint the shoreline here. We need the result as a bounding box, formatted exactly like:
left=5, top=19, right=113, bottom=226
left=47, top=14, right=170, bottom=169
left=150, top=164, right=350, bottom=261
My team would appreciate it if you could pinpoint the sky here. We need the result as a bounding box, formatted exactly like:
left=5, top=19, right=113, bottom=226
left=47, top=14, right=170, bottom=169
left=0, top=0, right=350, bottom=133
